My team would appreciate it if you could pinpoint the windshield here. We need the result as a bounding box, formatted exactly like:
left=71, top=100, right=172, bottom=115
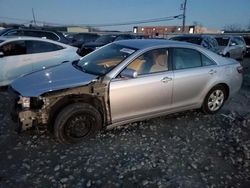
left=0, top=28, right=10, bottom=36
left=171, top=36, right=202, bottom=45
left=76, top=43, right=137, bottom=76
left=215, top=37, right=229, bottom=46
left=95, top=35, right=116, bottom=43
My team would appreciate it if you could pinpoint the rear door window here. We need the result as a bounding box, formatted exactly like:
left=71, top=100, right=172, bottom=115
left=172, top=48, right=202, bottom=70
left=26, top=40, right=64, bottom=54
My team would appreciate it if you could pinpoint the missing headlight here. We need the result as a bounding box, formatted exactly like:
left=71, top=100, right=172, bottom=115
left=18, top=96, right=30, bottom=108
left=30, top=97, right=44, bottom=109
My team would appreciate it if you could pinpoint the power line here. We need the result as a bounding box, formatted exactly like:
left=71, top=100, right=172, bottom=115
left=0, top=14, right=183, bottom=27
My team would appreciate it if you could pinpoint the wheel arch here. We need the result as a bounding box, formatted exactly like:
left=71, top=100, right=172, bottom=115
left=206, top=83, right=230, bottom=101
left=47, top=94, right=105, bottom=131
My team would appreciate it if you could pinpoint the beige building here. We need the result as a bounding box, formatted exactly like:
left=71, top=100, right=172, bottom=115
left=67, top=26, right=90, bottom=33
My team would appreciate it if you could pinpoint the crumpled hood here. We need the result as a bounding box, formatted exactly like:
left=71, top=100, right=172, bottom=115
left=11, top=63, right=98, bottom=97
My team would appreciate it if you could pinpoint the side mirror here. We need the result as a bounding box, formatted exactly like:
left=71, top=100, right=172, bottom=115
left=0, top=52, right=4, bottom=58
left=120, top=68, right=138, bottom=78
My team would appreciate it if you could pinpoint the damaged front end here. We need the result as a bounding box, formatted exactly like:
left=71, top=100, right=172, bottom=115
left=9, top=88, right=48, bottom=131
left=9, top=78, right=111, bottom=133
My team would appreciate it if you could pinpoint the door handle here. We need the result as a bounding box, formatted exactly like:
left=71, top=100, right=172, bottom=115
left=161, top=77, right=172, bottom=83
left=208, top=69, right=217, bottom=75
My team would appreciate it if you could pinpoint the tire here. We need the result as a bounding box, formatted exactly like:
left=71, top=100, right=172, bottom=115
left=54, top=103, right=102, bottom=144
left=239, top=52, right=244, bottom=61
left=202, top=85, right=227, bottom=114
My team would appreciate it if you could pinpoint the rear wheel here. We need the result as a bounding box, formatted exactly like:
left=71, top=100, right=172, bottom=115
left=202, top=86, right=227, bottom=114
left=54, top=103, right=102, bottom=144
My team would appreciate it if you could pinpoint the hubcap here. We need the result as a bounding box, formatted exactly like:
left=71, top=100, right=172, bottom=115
left=65, top=114, right=92, bottom=138
left=207, top=90, right=224, bottom=111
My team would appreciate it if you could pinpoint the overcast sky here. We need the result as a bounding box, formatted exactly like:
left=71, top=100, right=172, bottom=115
left=0, top=0, right=249, bottom=31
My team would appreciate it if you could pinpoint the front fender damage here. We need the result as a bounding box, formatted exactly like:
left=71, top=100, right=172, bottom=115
left=15, top=79, right=111, bottom=132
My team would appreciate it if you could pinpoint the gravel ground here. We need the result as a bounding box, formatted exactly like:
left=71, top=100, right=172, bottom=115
left=0, top=59, right=250, bottom=188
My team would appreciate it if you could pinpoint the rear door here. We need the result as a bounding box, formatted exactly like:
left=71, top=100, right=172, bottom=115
left=171, top=47, right=218, bottom=109
left=109, top=48, right=173, bottom=123
left=26, top=40, right=66, bottom=71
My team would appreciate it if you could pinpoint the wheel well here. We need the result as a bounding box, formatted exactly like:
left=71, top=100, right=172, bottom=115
left=47, top=94, right=105, bottom=132
left=214, top=83, right=230, bottom=100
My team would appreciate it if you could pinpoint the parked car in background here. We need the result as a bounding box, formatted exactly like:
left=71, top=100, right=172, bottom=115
left=77, top=34, right=136, bottom=56
left=170, top=35, right=219, bottom=54
left=243, top=36, right=250, bottom=56
left=0, top=28, right=70, bottom=44
left=215, top=35, right=246, bottom=60
left=10, top=39, right=242, bottom=143
left=0, top=36, right=80, bottom=86
left=66, top=33, right=100, bottom=48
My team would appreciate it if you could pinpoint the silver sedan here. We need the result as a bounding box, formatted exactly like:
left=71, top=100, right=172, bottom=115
left=11, top=39, right=243, bottom=143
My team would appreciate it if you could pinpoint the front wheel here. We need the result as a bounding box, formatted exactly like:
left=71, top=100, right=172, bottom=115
left=202, top=86, right=227, bottom=114
left=54, top=103, right=102, bottom=144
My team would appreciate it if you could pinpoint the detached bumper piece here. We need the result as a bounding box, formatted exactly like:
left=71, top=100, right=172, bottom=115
left=18, top=110, right=37, bottom=131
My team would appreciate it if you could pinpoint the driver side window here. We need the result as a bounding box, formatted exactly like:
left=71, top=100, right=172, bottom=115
left=0, top=41, right=27, bottom=56
left=127, top=48, right=169, bottom=75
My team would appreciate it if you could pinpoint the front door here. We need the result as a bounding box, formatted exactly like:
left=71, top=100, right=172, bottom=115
left=109, top=48, right=173, bottom=123
left=0, top=40, right=33, bottom=85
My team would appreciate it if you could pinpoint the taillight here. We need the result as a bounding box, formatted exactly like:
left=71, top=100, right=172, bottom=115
left=237, top=66, right=244, bottom=74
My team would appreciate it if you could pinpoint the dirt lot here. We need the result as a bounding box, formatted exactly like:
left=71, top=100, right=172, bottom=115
left=0, top=59, right=250, bottom=188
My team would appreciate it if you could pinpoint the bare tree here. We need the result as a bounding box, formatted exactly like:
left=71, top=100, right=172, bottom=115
left=223, top=24, right=242, bottom=31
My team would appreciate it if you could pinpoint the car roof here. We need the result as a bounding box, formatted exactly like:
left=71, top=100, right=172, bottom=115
left=0, top=36, right=71, bottom=47
left=114, top=39, right=193, bottom=50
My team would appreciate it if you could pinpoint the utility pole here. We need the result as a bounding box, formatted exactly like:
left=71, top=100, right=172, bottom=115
left=32, top=8, right=37, bottom=26
left=181, top=0, right=187, bottom=33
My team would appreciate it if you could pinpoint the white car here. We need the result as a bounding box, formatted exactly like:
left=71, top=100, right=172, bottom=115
left=0, top=36, right=80, bottom=86
left=215, top=36, right=246, bottom=60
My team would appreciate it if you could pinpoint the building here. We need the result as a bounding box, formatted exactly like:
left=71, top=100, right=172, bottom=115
left=67, top=26, right=90, bottom=33
left=133, top=25, right=220, bottom=38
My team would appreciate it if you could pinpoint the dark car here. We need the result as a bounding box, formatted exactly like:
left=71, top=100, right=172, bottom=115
left=170, top=35, right=219, bottom=54
left=77, top=34, right=136, bottom=56
left=243, top=36, right=250, bottom=56
left=66, top=33, right=100, bottom=48
left=0, top=28, right=70, bottom=44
